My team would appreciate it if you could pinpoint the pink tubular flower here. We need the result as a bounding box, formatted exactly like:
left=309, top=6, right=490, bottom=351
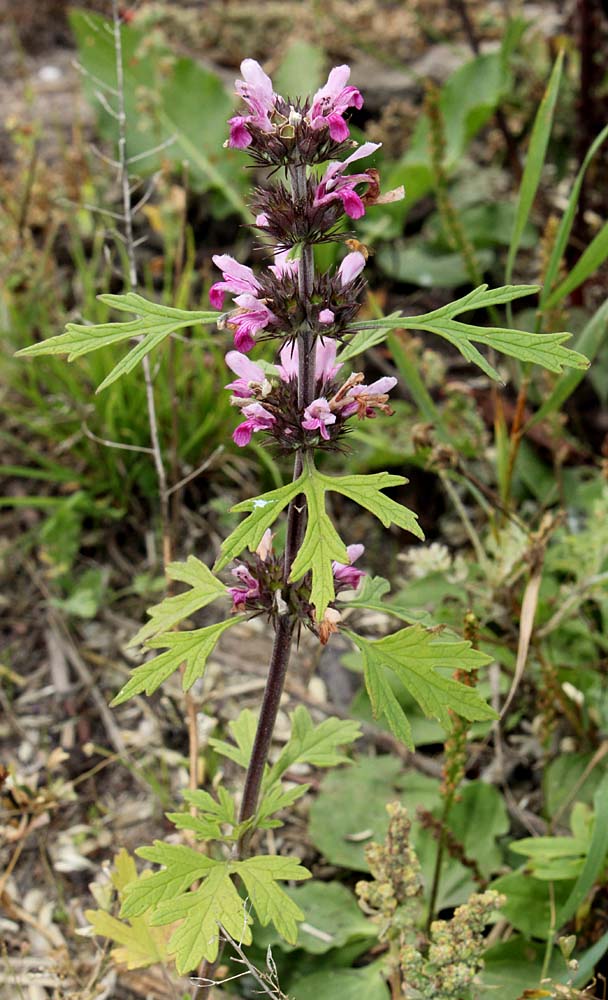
left=228, top=563, right=261, bottom=610
left=338, top=251, right=366, bottom=286
left=230, top=294, right=277, bottom=352
left=269, top=248, right=299, bottom=279
left=225, top=351, right=267, bottom=398
left=341, top=376, right=398, bottom=419
left=319, top=308, right=335, bottom=325
left=301, top=398, right=336, bottom=440
left=313, top=142, right=381, bottom=219
left=233, top=402, right=276, bottom=446
left=309, top=65, right=363, bottom=141
left=332, top=543, right=366, bottom=589
left=277, top=339, right=342, bottom=384
left=228, top=59, right=276, bottom=148
left=209, top=254, right=261, bottom=309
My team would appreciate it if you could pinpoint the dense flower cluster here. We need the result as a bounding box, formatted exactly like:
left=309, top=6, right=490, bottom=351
left=212, top=58, right=403, bottom=640
left=225, top=336, right=396, bottom=450
left=227, top=529, right=367, bottom=630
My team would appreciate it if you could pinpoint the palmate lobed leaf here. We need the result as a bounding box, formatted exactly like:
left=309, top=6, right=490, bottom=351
left=129, top=556, right=227, bottom=647
left=268, top=706, right=361, bottom=782
left=86, top=849, right=170, bottom=971
left=215, top=464, right=422, bottom=618
left=17, top=293, right=218, bottom=392
left=112, top=616, right=245, bottom=705
left=122, top=844, right=310, bottom=973
left=345, top=625, right=496, bottom=749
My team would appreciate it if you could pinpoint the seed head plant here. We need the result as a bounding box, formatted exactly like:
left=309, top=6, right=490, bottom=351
left=17, top=26, right=591, bottom=991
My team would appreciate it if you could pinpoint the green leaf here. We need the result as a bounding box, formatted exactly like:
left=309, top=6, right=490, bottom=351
left=448, top=782, right=509, bottom=878
left=482, top=936, right=564, bottom=1000
left=86, top=849, right=170, bottom=970
left=377, top=244, right=494, bottom=289
left=540, top=123, right=608, bottom=307
left=337, top=314, right=403, bottom=363
left=291, top=964, right=390, bottom=1000
left=289, top=479, right=350, bottom=617
left=255, top=880, right=376, bottom=955
left=341, top=575, right=433, bottom=626
left=506, top=49, right=565, bottom=282
left=129, top=557, right=227, bottom=647
left=121, top=843, right=218, bottom=918
left=219, top=465, right=423, bottom=618
left=557, top=772, right=608, bottom=927
left=209, top=708, right=259, bottom=769
left=346, top=626, right=495, bottom=749
left=17, top=293, right=218, bottom=392
left=274, top=40, right=325, bottom=96
left=309, top=756, right=440, bottom=871
left=490, top=870, right=573, bottom=939
left=214, top=478, right=303, bottom=573
left=111, top=617, right=245, bottom=705
left=268, top=706, right=361, bottom=783
left=236, top=855, right=311, bottom=944
left=150, top=862, right=251, bottom=971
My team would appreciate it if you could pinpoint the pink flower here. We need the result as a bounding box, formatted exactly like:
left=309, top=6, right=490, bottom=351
left=332, top=543, right=366, bottom=589
left=233, top=402, right=276, bottom=446
left=210, top=254, right=260, bottom=309
left=269, top=248, right=299, bottom=279
left=302, top=397, right=336, bottom=440
left=313, top=142, right=381, bottom=219
left=309, top=65, right=363, bottom=141
left=338, top=251, right=366, bottom=286
left=228, top=563, right=261, bottom=610
left=319, top=308, right=335, bottom=324
left=341, top=376, right=398, bottom=419
left=277, top=339, right=342, bottom=384
left=228, top=59, right=276, bottom=148
left=230, top=294, right=277, bottom=352
left=225, top=351, right=267, bottom=398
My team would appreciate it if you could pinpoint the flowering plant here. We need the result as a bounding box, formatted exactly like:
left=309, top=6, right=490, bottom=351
left=19, top=49, right=589, bottom=986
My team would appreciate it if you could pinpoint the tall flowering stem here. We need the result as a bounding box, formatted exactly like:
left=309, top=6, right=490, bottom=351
left=209, top=59, right=398, bottom=846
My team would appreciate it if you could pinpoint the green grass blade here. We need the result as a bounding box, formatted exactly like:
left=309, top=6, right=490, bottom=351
left=527, top=297, right=608, bottom=427
left=540, top=124, right=608, bottom=308
left=506, top=49, right=564, bottom=284
left=557, top=772, right=608, bottom=928
left=544, top=220, right=608, bottom=309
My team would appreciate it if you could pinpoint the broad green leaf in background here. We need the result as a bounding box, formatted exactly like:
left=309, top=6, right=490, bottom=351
left=111, top=616, right=245, bottom=704
left=482, top=936, right=565, bottom=1000
left=69, top=11, right=248, bottom=218
left=506, top=49, right=564, bottom=283
left=255, top=881, right=376, bottom=956
left=490, top=870, right=573, bottom=939
left=448, top=782, right=509, bottom=878
left=308, top=756, right=440, bottom=871
left=86, top=849, right=170, bottom=970
left=275, top=39, right=325, bottom=97
left=17, top=293, right=219, bottom=392
left=377, top=244, right=494, bottom=289
left=291, top=964, right=390, bottom=1000
left=346, top=626, right=495, bottom=749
